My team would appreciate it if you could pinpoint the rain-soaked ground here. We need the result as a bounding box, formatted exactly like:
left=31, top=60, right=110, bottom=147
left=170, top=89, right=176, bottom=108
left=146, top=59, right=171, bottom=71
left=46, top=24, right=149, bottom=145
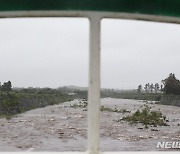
left=0, top=98, right=180, bottom=151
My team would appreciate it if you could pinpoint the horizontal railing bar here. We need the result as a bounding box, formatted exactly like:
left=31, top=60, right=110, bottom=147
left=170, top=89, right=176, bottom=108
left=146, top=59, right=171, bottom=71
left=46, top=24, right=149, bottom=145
left=0, top=11, right=180, bottom=24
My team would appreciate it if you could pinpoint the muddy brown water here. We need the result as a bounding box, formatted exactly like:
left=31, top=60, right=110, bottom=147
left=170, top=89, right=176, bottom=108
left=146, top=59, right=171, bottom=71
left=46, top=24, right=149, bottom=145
left=0, top=98, right=180, bottom=151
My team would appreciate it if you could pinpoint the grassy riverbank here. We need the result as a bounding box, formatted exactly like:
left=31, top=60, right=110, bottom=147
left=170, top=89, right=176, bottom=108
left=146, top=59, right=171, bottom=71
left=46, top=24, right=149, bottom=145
left=1, top=86, right=180, bottom=118
left=101, top=89, right=180, bottom=107
left=0, top=87, right=87, bottom=117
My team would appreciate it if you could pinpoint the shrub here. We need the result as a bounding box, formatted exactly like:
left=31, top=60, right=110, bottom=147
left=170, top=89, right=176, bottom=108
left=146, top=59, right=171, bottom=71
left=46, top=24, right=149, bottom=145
left=0, top=93, right=20, bottom=114
left=121, top=106, right=168, bottom=127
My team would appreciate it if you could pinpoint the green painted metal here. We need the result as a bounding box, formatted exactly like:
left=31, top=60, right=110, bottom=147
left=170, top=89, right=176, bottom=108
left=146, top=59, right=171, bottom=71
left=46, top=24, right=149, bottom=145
left=0, top=0, right=180, bottom=18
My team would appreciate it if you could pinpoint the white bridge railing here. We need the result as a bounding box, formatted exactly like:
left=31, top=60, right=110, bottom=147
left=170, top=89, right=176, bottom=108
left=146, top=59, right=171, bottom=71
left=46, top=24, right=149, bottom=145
left=1, top=10, right=180, bottom=154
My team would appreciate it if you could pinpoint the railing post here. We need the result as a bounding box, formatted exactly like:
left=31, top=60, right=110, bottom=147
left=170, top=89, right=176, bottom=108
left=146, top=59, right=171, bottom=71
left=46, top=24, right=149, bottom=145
left=87, top=16, right=101, bottom=154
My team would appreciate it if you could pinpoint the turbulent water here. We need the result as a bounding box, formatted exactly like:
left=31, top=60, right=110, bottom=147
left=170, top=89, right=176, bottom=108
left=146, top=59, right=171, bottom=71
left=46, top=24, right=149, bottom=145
left=0, top=98, right=180, bottom=151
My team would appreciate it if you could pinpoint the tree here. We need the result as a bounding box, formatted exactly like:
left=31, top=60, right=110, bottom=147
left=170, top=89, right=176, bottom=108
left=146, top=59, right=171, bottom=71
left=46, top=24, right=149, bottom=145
left=1, top=81, right=12, bottom=92
left=154, top=83, right=160, bottom=93
left=150, top=83, right=154, bottom=93
left=162, top=73, right=180, bottom=95
left=160, top=84, right=164, bottom=92
left=144, top=84, right=148, bottom=93
left=137, top=85, right=142, bottom=93
left=147, top=83, right=150, bottom=93
left=144, top=83, right=150, bottom=93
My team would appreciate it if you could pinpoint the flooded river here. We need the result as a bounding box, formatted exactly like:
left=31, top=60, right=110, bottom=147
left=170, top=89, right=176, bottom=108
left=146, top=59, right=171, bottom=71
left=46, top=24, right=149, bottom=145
left=0, top=98, right=179, bottom=151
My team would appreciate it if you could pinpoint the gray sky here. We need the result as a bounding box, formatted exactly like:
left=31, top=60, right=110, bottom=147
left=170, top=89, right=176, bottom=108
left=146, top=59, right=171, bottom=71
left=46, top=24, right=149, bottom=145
left=0, top=18, right=180, bottom=89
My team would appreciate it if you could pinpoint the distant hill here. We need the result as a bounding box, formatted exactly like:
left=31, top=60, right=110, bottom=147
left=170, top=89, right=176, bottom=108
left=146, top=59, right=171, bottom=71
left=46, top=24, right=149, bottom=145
left=59, top=85, right=135, bottom=93
left=64, top=85, right=88, bottom=91
left=13, top=85, right=136, bottom=94
left=58, top=85, right=88, bottom=92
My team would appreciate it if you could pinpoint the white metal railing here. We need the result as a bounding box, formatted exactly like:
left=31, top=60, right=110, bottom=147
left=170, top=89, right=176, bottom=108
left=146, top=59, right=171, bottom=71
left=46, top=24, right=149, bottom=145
left=1, top=11, right=180, bottom=154
left=88, top=15, right=101, bottom=154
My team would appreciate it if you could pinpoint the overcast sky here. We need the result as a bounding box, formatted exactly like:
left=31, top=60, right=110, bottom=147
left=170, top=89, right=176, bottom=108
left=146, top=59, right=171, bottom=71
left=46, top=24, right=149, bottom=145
left=0, top=18, right=180, bottom=89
